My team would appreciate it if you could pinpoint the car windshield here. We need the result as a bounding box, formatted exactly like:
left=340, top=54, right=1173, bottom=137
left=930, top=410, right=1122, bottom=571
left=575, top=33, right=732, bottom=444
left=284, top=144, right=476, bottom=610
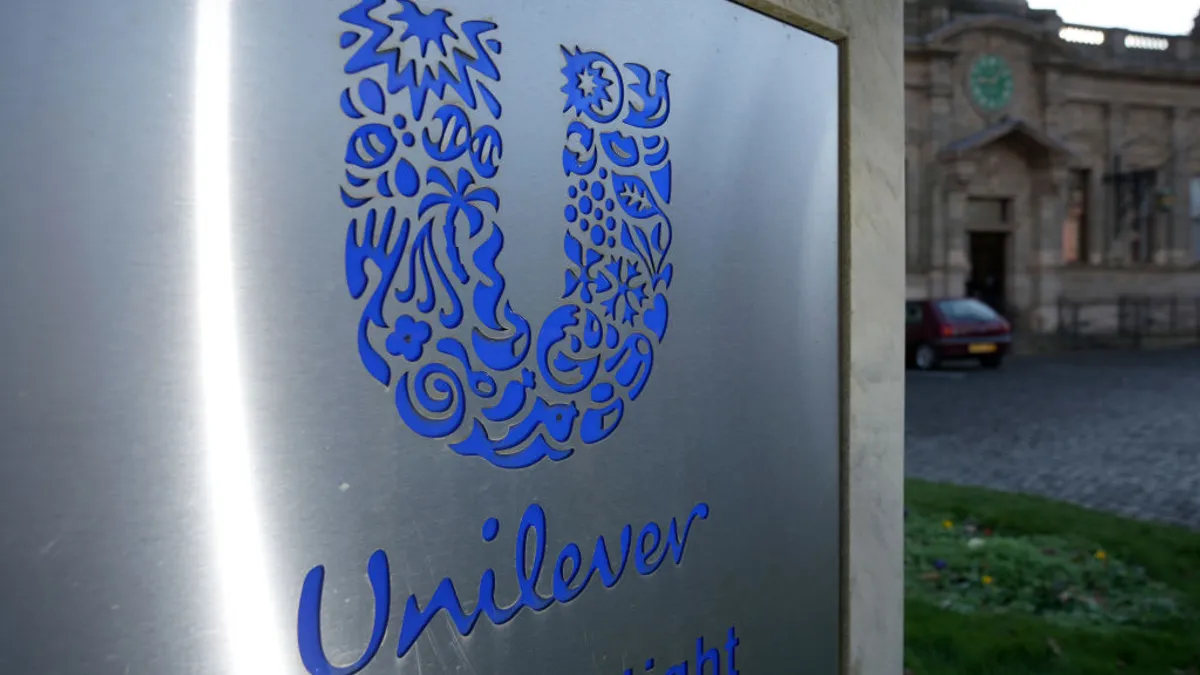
left=905, top=302, right=923, bottom=324
left=937, top=298, right=1000, bottom=323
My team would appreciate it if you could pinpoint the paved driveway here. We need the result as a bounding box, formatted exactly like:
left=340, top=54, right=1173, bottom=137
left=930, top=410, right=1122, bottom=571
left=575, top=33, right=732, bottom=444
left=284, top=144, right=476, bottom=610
left=906, top=349, right=1200, bottom=530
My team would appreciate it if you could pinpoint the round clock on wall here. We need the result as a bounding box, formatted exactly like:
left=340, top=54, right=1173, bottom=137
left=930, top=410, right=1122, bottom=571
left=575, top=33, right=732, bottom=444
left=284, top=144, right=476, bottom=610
left=968, top=54, right=1014, bottom=112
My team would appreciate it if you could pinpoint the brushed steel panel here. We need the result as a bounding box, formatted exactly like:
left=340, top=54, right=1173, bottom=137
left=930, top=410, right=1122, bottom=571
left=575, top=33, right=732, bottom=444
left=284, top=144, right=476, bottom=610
left=0, top=0, right=840, bottom=672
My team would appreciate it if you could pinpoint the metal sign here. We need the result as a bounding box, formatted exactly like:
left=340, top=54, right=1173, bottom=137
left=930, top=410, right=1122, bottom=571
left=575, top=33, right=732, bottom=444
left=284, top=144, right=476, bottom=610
left=0, top=0, right=840, bottom=672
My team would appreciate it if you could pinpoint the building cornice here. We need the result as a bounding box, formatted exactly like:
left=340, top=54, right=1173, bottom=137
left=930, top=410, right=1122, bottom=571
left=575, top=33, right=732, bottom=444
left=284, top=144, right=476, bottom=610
left=1034, top=57, right=1200, bottom=86
left=906, top=11, right=1200, bottom=82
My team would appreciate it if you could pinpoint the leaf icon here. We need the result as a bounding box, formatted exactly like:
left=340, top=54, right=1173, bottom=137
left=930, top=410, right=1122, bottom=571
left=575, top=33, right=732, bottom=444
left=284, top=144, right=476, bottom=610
left=611, top=172, right=662, bottom=220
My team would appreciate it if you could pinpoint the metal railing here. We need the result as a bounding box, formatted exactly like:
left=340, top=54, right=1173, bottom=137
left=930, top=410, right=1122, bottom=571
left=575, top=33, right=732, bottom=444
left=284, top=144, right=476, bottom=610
left=1057, top=295, right=1200, bottom=349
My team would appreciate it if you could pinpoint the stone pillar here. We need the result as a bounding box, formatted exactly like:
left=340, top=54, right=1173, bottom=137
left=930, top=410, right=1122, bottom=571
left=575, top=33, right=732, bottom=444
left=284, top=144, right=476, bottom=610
left=927, top=61, right=954, bottom=296
left=1109, top=29, right=1128, bottom=58
left=1087, top=160, right=1106, bottom=265
left=1175, top=37, right=1193, bottom=61
left=944, top=160, right=974, bottom=298
left=1040, top=67, right=1070, bottom=292
left=741, top=2, right=906, bottom=674
left=1009, top=191, right=1034, bottom=330
left=1104, top=102, right=1126, bottom=262
left=1031, top=163, right=1070, bottom=332
left=925, top=170, right=947, bottom=296
left=1171, top=106, right=1191, bottom=264
left=1043, top=69, right=1065, bottom=139
left=905, top=150, right=921, bottom=268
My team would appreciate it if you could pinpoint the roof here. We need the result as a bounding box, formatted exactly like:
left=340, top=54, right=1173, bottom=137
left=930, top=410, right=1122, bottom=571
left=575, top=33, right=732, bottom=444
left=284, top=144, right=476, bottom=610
left=938, top=116, right=1075, bottom=161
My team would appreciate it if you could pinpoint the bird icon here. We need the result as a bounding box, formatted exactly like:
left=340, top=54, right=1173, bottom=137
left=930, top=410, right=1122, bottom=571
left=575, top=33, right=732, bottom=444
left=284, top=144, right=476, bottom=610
left=623, top=64, right=670, bottom=129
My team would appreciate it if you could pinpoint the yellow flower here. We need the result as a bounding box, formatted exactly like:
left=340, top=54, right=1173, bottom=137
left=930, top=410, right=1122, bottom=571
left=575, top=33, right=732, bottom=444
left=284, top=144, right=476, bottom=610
left=1094, top=550, right=1107, bottom=561
left=942, top=520, right=954, bottom=529
left=981, top=575, right=994, bottom=585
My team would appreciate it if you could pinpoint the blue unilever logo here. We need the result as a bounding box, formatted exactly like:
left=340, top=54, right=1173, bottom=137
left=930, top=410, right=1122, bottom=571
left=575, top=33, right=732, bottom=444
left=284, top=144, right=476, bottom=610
left=339, top=0, right=675, bottom=469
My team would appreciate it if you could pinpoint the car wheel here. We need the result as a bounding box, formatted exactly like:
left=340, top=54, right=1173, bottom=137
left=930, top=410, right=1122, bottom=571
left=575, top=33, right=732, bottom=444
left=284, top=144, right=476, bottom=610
left=980, top=354, right=1003, bottom=370
left=914, top=344, right=938, bottom=371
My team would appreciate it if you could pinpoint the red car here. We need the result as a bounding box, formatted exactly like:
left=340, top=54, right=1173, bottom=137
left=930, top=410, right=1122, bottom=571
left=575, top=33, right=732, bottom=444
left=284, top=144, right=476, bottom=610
left=905, top=297, right=1012, bottom=370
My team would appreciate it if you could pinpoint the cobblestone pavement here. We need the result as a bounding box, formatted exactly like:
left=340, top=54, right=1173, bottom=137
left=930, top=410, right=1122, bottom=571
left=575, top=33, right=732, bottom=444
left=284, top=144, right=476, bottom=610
left=906, top=348, right=1200, bottom=530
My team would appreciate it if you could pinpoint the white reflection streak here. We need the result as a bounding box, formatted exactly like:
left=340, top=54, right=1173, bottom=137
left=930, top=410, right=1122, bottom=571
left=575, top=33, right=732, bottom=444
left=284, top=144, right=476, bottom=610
left=194, top=0, right=287, bottom=673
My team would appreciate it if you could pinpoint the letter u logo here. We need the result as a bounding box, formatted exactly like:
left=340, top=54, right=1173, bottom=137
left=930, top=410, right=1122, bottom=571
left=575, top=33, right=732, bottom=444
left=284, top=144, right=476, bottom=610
left=339, top=0, right=676, bottom=469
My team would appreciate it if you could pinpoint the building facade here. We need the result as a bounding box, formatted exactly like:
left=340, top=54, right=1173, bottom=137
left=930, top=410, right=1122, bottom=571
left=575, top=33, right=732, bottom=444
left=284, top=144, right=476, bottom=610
left=905, top=0, right=1200, bottom=333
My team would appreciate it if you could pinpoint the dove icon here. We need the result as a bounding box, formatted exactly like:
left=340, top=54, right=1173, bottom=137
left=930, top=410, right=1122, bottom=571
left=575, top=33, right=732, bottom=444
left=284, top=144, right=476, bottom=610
left=624, top=63, right=670, bottom=130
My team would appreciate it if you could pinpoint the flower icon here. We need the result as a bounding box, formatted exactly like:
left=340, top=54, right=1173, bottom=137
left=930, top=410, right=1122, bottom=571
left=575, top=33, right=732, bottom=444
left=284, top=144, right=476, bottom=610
left=981, top=575, right=994, bottom=586
left=1094, top=549, right=1107, bottom=561
left=386, top=315, right=432, bottom=362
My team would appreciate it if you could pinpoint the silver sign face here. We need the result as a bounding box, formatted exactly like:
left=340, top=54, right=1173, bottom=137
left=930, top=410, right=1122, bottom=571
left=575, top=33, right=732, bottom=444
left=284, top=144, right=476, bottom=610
left=0, top=0, right=840, bottom=672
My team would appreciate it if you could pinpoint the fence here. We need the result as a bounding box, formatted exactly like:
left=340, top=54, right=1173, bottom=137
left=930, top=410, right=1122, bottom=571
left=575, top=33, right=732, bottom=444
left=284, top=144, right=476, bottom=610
left=1056, top=296, right=1200, bottom=349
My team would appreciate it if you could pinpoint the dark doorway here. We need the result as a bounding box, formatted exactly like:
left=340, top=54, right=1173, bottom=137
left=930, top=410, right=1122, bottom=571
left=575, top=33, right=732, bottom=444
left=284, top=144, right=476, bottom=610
left=967, top=231, right=1008, bottom=316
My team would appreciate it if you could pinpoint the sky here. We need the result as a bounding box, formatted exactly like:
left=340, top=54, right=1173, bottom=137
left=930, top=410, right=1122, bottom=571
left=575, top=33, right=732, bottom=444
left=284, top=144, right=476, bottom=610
left=1026, top=0, right=1197, bottom=35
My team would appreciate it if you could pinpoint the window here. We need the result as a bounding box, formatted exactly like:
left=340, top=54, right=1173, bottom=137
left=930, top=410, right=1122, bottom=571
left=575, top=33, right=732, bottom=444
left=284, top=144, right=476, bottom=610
left=936, top=298, right=1001, bottom=323
left=1062, top=169, right=1090, bottom=264
left=1105, top=168, right=1159, bottom=264
left=1126, top=170, right=1157, bottom=263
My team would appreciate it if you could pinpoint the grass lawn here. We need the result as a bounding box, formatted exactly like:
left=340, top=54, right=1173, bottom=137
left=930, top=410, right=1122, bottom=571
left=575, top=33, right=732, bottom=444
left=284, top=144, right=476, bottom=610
left=905, top=479, right=1200, bottom=675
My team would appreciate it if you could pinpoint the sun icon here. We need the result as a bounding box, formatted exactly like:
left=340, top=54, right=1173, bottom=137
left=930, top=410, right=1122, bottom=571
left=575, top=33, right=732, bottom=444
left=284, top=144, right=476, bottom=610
left=390, top=0, right=458, bottom=58
left=560, top=47, right=619, bottom=120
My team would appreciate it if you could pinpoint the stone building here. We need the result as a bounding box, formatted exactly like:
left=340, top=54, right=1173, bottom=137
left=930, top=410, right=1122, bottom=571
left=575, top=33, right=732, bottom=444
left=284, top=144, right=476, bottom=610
left=905, top=0, right=1200, bottom=333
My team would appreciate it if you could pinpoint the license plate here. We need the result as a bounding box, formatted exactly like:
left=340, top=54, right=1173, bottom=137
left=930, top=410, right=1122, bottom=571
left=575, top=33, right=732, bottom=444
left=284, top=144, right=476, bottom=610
left=969, top=343, right=998, bottom=354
